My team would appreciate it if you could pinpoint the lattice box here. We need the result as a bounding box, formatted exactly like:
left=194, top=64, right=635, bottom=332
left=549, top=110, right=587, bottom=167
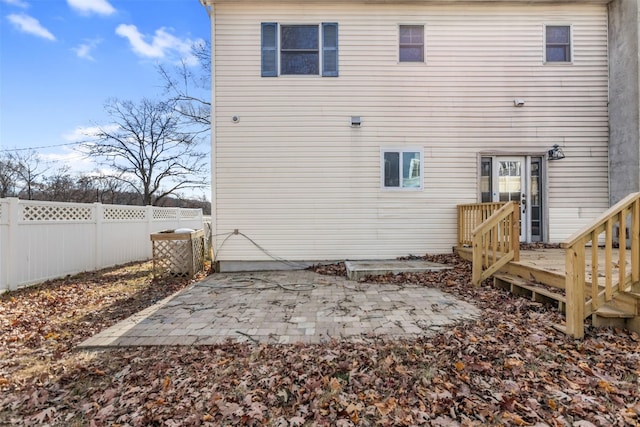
left=151, top=229, right=205, bottom=278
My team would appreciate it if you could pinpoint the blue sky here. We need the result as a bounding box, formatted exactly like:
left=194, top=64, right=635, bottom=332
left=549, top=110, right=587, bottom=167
left=0, top=0, right=210, bottom=171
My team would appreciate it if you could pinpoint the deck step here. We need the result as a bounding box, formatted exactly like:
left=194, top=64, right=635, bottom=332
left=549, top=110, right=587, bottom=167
left=493, top=273, right=566, bottom=312
left=625, top=291, right=640, bottom=300
left=594, top=305, right=635, bottom=319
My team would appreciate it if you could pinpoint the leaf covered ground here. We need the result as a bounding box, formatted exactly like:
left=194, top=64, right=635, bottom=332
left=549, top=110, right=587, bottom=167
left=1, top=256, right=640, bottom=426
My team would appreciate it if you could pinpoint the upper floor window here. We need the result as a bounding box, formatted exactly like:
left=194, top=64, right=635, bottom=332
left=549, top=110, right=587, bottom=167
left=545, top=25, right=571, bottom=63
left=261, top=22, right=338, bottom=77
left=381, top=148, right=423, bottom=190
left=399, top=25, right=424, bottom=62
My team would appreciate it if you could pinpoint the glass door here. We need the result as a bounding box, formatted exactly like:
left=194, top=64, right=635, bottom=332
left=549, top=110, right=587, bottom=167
left=481, top=156, right=544, bottom=243
left=497, top=158, right=527, bottom=242
left=529, top=158, right=542, bottom=242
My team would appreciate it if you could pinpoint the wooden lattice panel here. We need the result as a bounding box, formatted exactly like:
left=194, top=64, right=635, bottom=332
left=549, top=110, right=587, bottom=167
left=151, top=229, right=205, bottom=278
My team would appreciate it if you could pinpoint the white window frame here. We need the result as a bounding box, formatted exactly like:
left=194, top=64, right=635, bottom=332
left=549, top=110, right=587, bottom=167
left=543, top=24, right=573, bottom=64
left=398, top=24, right=426, bottom=63
left=380, top=148, right=424, bottom=191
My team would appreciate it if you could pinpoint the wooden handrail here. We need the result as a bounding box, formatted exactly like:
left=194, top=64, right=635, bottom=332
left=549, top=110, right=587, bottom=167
left=561, top=192, right=640, bottom=249
left=469, top=201, right=520, bottom=286
left=561, top=192, right=640, bottom=339
left=457, top=202, right=507, bottom=248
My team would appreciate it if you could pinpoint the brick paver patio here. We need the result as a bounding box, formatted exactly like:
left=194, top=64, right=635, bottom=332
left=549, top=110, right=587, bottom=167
left=79, top=270, right=480, bottom=347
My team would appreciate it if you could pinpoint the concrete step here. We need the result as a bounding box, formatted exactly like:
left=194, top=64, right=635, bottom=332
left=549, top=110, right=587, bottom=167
left=345, top=259, right=452, bottom=281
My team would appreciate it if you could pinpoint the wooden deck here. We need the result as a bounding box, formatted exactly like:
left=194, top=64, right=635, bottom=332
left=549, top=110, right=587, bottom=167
left=516, top=247, right=631, bottom=285
left=458, top=194, right=640, bottom=338
left=458, top=246, right=631, bottom=290
left=456, top=243, right=640, bottom=337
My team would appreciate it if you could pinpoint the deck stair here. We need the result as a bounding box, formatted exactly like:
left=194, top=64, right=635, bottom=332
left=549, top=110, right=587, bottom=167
left=591, top=290, right=640, bottom=330
left=457, top=192, right=640, bottom=338
left=493, top=272, right=567, bottom=312
left=494, top=271, right=640, bottom=330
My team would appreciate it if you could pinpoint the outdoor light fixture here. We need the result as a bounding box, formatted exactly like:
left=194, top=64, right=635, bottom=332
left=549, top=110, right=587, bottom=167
left=350, top=116, right=361, bottom=127
left=548, top=144, right=565, bottom=160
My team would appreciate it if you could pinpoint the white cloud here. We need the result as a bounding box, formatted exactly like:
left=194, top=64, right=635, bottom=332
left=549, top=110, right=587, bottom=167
left=115, top=24, right=202, bottom=65
left=1, top=0, right=29, bottom=9
left=72, top=39, right=101, bottom=61
left=63, top=124, right=118, bottom=142
left=41, top=150, right=96, bottom=172
left=7, top=13, right=55, bottom=40
left=67, top=0, right=115, bottom=16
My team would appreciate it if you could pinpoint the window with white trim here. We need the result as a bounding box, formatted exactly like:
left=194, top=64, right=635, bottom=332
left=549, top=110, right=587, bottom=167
left=545, top=25, right=571, bottom=63
left=381, top=149, right=423, bottom=189
left=261, top=22, right=338, bottom=77
left=399, top=25, right=424, bottom=62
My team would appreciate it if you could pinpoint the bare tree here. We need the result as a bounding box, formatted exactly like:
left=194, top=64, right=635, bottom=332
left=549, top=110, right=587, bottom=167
left=0, top=153, right=19, bottom=198
left=43, top=165, right=76, bottom=202
left=157, top=41, right=211, bottom=132
left=9, top=151, right=49, bottom=200
left=79, top=98, right=209, bottom=206
left=91, top=173, right=130, bottom=204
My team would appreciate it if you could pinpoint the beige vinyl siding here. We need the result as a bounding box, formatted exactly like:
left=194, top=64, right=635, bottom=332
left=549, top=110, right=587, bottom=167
left=212, top=2, right=609, bottom=261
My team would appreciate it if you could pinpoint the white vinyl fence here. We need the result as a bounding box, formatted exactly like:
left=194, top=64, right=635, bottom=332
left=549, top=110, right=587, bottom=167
left=0, top=198, right=204, bottom=292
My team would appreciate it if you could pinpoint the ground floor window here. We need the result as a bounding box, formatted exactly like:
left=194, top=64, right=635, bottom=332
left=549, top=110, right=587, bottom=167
left=381, top=149, right=423, bottom=190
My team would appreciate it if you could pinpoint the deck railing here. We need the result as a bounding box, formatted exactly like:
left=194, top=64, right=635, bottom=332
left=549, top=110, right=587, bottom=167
left=458, top=201, right=520, bottom=286
left=457, top=202, right=507, bottom=247
left=561, top=192, right=640, bottom=339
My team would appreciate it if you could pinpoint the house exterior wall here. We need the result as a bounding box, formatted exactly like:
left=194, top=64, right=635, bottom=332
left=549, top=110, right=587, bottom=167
left=210, top=1, right=609, bottom=261
left=609, top=0, right=640, bottom=205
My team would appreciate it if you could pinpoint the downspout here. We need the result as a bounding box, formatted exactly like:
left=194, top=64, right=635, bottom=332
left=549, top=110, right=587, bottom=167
left=200, top=0, right=217, bottom=260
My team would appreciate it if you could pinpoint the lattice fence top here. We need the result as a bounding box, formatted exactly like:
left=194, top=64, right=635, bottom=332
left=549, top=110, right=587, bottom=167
left=180, top=209, right=201, bottom=219
left=104, top=207, right=146, bottom=221
left=153, top=209, right=178, bottom=220
left=22, top=204, right=93, bottom=221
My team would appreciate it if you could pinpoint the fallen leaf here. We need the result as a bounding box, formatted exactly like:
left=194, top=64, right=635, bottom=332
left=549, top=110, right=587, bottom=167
left=598, top=380, right=615, bottom=393
left=289, top=416, right=306, bottom=426
left=504, top=358, right=524, bottom=369
left=32, top=407, right=56, bottom=423
left=375, top=397, right=397, bottom=416
left=578, top=362, right=594, bottom=376
left=501, top=411, right=530, bottom=426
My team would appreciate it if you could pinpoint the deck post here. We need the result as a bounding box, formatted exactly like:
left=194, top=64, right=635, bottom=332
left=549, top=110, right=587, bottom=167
left=632, top=199, right=639, bottom=284
left=512, top=203, right=520, bottom=262
left=565, top=244, right=585, bottom=339
left=472, top=232, right=482, bottom=286
left=456, top=205, right=465, bottom=248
